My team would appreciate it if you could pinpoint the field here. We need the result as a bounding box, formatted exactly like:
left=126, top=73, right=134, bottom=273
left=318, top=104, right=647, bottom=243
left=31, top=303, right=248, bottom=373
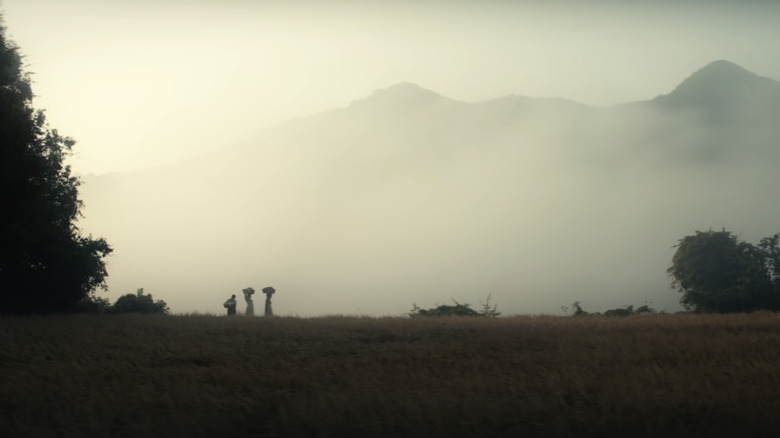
left=2, top=313, right=780, bottom=438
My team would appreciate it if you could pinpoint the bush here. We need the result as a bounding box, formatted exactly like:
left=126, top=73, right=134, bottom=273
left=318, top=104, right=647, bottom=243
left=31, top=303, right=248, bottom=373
left=110, top=288, right=169, bottom=314
left=410, top=295, right=500, bottom=318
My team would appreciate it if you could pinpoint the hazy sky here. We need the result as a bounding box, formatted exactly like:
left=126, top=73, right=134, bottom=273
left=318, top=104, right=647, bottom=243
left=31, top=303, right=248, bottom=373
left=4, top=0, right=780, bottom=175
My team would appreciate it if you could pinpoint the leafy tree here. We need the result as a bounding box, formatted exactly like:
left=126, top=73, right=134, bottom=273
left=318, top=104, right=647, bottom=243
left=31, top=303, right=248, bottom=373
left=0, top=18, right=111, bottom=313
left=111, top=288, right=169, bottom=315
left=668, top=229, right=780, bottom=313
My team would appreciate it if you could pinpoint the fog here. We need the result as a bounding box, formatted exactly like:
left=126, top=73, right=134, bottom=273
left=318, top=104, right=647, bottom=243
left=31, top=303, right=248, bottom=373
left=4, top=1, right=780, bottom=315
left=77, top=70, right=780, bottom=316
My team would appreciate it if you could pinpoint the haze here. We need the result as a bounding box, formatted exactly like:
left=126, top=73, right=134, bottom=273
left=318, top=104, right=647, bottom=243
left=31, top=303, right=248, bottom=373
left=3, top=0, right=780, bottom=316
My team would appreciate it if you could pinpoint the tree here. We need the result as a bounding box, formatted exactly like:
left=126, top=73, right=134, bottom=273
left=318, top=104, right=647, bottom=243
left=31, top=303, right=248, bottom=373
left=479, top=293, right=501, bottom=317
left=668, top=229, right=780, bottom=313
left=571, top=301, right=589, bottom=316
left=75, top=295, right=112, bottom=314
left=0, top=18, right=111, bottom=313
left=111, top=288, right=169, bottom=315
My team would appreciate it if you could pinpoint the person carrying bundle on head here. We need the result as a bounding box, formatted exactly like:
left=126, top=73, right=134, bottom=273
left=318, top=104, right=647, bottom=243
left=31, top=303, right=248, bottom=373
left=242, top=287, right=255, bottom=316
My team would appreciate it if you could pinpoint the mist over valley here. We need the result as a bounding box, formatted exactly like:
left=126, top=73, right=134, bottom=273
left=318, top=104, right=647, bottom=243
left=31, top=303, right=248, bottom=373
left=78, top=60, right=780, bottom=316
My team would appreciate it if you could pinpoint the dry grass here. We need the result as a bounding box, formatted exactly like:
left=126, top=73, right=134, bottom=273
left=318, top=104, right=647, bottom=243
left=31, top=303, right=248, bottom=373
left=2, top=313, right=780, bottom=437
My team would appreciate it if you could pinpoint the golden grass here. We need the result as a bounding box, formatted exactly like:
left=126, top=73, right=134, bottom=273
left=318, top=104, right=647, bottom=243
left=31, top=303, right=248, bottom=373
left=2, top=313, right=780, bottom=437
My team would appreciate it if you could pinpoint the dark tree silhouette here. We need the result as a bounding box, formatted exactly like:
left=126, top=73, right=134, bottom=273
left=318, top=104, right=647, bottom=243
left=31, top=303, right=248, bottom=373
left=668, top=229, right=780, bottom=313
left=0, top=17, right=111, bottom=313
left=410, top=297, right=500, bottom=318
left=111, top=289, right=169, bottom=315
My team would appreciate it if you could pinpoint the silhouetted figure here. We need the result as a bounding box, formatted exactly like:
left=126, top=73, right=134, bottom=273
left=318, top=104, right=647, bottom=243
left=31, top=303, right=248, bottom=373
left=262, top=286, right=276, bottom=317
left=243, top=287, right=255, bottom=316
left=224, top=294, right=237, bottom=316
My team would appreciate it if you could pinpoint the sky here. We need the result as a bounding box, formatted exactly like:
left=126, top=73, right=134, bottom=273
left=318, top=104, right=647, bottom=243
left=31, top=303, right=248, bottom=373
left=3, top=0, right=780, bottom=175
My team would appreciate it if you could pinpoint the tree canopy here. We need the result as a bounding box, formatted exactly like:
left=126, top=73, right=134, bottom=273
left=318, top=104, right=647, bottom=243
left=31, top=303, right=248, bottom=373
left=76, top=288, right=169, bottom=314
left=0, top=18, right=111, bottom=313
left=111, top=289, right=169, bottom=315
left=668, top=229, right=780, bottom=313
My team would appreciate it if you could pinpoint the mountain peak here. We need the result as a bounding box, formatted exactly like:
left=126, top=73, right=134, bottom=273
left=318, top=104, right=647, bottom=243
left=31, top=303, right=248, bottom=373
left=652, top=60, right=779, bottom=110
left=348, top=82, right=450, bottom=109
left=373, top=82, right=441, bottom=98
left=695, top=59, right=752, bottom=75
left=682, top=60, right=757, bottom=87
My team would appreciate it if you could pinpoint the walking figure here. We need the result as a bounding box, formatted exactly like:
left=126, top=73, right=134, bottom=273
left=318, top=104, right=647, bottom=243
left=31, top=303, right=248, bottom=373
left=223, top=294, right=237, bottom=316
left=262, top=286, right=276, bottom=317
left=243, top=287, right=255, bottom=316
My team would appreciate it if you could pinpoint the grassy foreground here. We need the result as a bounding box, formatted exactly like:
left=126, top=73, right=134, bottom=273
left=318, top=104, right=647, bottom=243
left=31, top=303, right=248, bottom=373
left=2, top=313, right=780, bottom=438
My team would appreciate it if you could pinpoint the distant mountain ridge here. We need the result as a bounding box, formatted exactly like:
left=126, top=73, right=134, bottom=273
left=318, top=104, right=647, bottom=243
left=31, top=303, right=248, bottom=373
left=345, top=60, right=779, bottom=113
left=348, top=82, right=452, bottom=108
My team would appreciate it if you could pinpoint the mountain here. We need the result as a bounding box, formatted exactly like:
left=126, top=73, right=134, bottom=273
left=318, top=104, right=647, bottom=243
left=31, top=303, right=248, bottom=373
left=647, top=60, right=780, bottom=131
left=653, top=60, right=780, bottom=109
left=347, top=82, right=454, bottom=109
left=78, top=61, right=780, bottom=317
left=613, top=60, right=780, bottom=164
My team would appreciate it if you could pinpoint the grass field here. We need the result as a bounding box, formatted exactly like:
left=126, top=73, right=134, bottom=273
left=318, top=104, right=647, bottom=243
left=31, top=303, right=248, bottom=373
left=2, top=312, right=780, bottom=437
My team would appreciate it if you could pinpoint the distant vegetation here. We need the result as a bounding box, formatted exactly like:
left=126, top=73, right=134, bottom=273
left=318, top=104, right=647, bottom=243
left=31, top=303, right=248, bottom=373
left=561, top=228, right=780, bottom=317
left=409, top=294, right=500, bottom=317
left=562, top=301, right=658, bottom=317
